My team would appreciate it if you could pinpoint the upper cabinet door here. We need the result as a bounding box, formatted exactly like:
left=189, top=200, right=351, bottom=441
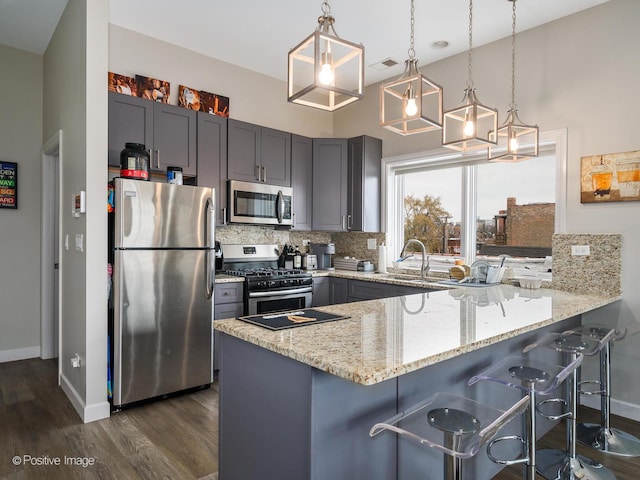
left=312, top=138, right=348, bottom=231
left=152, top=103, right=197, bottom=176
left=348, top=136, right=382, bottom=233
left=291, top=134, right=313, bottom=230
left=108, top=92, right=153, bottom=167
left=227, top=119, right=261, bottom=183
left=197, top=112, right=228, bottom=227
left=261, top=127, right=291, bottom=187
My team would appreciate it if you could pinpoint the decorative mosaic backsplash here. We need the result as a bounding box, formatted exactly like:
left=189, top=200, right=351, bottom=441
left=331, top=232, right=387, bottom=266
left=215, top=225, right=330, bottom=253
left=551, top=233, right=621, bottom=296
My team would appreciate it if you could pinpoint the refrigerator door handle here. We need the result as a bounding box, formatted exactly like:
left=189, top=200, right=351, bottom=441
left=205, top=197, right=215, bottom=300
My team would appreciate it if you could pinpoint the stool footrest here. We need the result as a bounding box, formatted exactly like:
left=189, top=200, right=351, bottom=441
left=578, top=379, right=605, bottom=396
left=487, top=435, right=529, bottom=466
left=536, top=398, right=571, bottom=421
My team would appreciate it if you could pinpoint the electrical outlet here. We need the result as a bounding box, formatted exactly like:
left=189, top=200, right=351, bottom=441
left=302, top=239, right=310, bottom=247
left=571, top=245, right=590, bottom=256
left=367, top=238, right=377, bottom=250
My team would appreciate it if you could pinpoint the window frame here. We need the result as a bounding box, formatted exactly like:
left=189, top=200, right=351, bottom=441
left=381, top=128, right=568, bottom=265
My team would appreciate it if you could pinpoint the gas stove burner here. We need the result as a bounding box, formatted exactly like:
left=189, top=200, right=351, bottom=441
left=224, top=268, right=308, bottom=278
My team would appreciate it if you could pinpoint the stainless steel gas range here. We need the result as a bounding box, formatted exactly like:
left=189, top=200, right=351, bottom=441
left=220, top=244, right=313, bottom=315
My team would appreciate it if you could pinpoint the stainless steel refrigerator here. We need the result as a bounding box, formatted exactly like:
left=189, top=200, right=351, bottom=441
left=111, top=178, right=215, bottom=408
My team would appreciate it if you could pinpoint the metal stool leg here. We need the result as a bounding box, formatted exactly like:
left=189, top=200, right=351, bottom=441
left=536, top=352, right=616, bottom=480
left=577, top=340, right=640, bottom=456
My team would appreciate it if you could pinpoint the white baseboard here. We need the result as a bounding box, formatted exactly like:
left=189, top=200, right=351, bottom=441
left=0, top=346, right=40, bottom=363
left=60, top=372, right=110, bottom=423
left=581, top=395, right=640, bottom=422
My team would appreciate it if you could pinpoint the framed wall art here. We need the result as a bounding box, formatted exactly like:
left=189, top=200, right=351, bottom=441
left=108, top=72, right=137, bottom=96
left=178, top=85, right=202, bottom=111
left=135, top=75, right=170, bottom=103
left=580, top=150, right=640, bottom=203
left=199, top=90, right=229, bottom=117
left=0, top=161, right=18, bottom=209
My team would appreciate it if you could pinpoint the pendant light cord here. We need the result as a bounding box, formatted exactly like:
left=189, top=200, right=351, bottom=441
left=467, top=0, right=473, bottom=89
left=408, top=0, right=416, bottom=60
left=510, top=0, right=517, bottom=111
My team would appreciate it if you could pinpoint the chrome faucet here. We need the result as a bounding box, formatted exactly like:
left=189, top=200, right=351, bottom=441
left=399, top=239, right=430, bottom=279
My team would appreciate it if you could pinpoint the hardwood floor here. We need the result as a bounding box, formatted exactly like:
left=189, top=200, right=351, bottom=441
left=1, top=357, right=639, bottom=479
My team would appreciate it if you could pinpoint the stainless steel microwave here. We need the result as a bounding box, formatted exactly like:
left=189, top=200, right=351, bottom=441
left=228, top=180, right=293, bottom=226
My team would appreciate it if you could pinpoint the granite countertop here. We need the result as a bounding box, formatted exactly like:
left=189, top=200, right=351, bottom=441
left=214, top=285, right=620, bottom=386
left=214, top=274, right=245, bottom=284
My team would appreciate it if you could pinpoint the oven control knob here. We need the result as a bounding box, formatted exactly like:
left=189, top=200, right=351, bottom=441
left=269, top=280, right=277, bottom=288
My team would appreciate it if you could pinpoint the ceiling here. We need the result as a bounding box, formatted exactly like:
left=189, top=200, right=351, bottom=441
left=1, top=0, right=609, bottom=86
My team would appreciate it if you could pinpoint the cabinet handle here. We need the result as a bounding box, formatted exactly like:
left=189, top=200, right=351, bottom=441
left=256, top=165, right=261, bottom=181
left=347, top=214, right=352, bottom=229
left=262, top=166, right=267, bottom=182
left=222, top=207, right=227, bottom=226
left=342, top=215, right=347, bottom=230
left=155, top=149, right=160, bottom=169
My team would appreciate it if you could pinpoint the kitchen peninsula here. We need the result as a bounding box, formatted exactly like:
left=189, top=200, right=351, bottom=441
left=214, top=285, right=620, bottom=480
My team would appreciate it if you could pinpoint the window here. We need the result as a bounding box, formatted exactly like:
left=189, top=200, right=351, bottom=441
left=383, top=129, right=566, bottom=278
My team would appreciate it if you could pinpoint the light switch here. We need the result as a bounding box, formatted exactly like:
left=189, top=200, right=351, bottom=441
left=64, top=234, right=69, bottom=251
left=75, top=234, right=84, bottom=252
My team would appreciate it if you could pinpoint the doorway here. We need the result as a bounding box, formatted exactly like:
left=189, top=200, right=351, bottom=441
left=41, top=130, right=62, bottom=376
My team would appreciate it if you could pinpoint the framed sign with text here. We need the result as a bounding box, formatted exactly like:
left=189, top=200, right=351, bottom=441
left=0, top=161, right=17, bottom=209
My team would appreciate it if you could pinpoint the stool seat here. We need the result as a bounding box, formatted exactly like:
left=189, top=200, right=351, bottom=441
left=525, top=331, right=617, bottom=480
left=567, top=323, right=640, bottom=457
left=370, top=392, right=529, bottom=480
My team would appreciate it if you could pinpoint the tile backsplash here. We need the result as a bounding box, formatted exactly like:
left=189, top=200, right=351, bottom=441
left=551, top=233, right=621, bottom=296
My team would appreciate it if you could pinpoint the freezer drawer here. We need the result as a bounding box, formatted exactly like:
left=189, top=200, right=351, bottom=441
left=113, top=248, right=214, bottom=406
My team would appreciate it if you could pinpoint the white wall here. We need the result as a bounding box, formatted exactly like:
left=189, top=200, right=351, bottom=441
left=0, top=45, right=43, bottom=362
left=43, top=0, right=109, bottom=422
left=334, top=0, right=640, bottom=410
left=108, top=25, right=333, bottom=138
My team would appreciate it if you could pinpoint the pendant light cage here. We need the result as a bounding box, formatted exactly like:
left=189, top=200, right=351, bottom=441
left=287, top=1, right=364, bottom=112
left=443, top=0, right=498, bottom=152
left=489, top=0, right=539, bottom=162
left=380, top=0, right=443, bottom=135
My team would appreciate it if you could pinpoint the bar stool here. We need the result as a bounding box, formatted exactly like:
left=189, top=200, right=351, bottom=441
left=369, top=392, right=529, bottom=480
left=468, top=355, right=583, bottom=480
left=525, top=331, right=617, bottom=480
left=569, top=323, right=640, bottom=457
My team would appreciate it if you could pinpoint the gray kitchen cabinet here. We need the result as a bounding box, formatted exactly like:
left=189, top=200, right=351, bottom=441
left=197, top=112, right=228, bottom=226
left=214, top=282, right=244, bottom=319
left=152, top=102, right=197, bottom=176
left=227, top=119, right=291, bottom=186
left=347, top=279, right=389, bottom=302
left=312, top=276, right=330, bottom=307
left=312, top=138, right=348, bottom=231
left=391, top=284, right=435, bottom=296
left=330, top=277, right=349, bottom=305
left=348, top=136, right=382, bottom=232
left=108, top=92, right=153, bottom=168
left=108, top=92, right=197, bottom=176
left=291, top=134, right=313, bottom=230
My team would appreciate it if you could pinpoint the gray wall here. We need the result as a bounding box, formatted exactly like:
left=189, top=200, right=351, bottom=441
left=0, top=45, right=43, bottom=360
left=333, top=0, right=640, bottom=414
left=42, top=0, right=109, bottom=421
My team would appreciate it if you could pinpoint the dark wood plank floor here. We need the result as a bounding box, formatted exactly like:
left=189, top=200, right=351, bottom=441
left=1, top=358, right=639, bottom=479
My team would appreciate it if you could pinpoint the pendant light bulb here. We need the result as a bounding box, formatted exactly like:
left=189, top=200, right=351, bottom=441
left=509, top=134, right=519, bottom=152
left=319, top=52, right=334, bottom=85
left=463, top=113, right=475, bottom=137
left=405, top=97, right=418, bottom=116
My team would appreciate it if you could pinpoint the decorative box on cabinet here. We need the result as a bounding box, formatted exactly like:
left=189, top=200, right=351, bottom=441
left=291, top=134, right=313, bottom=230
left=108, top=91, right=197, bottom=176
left=197, top=112, right=228, bottom=226
left=227, top=119, right=291, bottom=187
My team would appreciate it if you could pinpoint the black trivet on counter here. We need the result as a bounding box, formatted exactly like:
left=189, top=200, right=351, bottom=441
left=237, top=309, right=350, bottom=330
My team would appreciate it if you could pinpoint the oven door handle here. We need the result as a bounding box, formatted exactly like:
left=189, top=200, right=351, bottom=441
left=248, top=286, right=313, bottom=298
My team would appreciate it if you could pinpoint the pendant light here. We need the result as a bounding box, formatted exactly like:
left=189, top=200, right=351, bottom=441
left=379, top=0, right=443, bottom=135
left=443, top=0, right=498, bottom=152
left=489, top=0, right=539, bottom=162
left=287, top=1, right=364, bottom=112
